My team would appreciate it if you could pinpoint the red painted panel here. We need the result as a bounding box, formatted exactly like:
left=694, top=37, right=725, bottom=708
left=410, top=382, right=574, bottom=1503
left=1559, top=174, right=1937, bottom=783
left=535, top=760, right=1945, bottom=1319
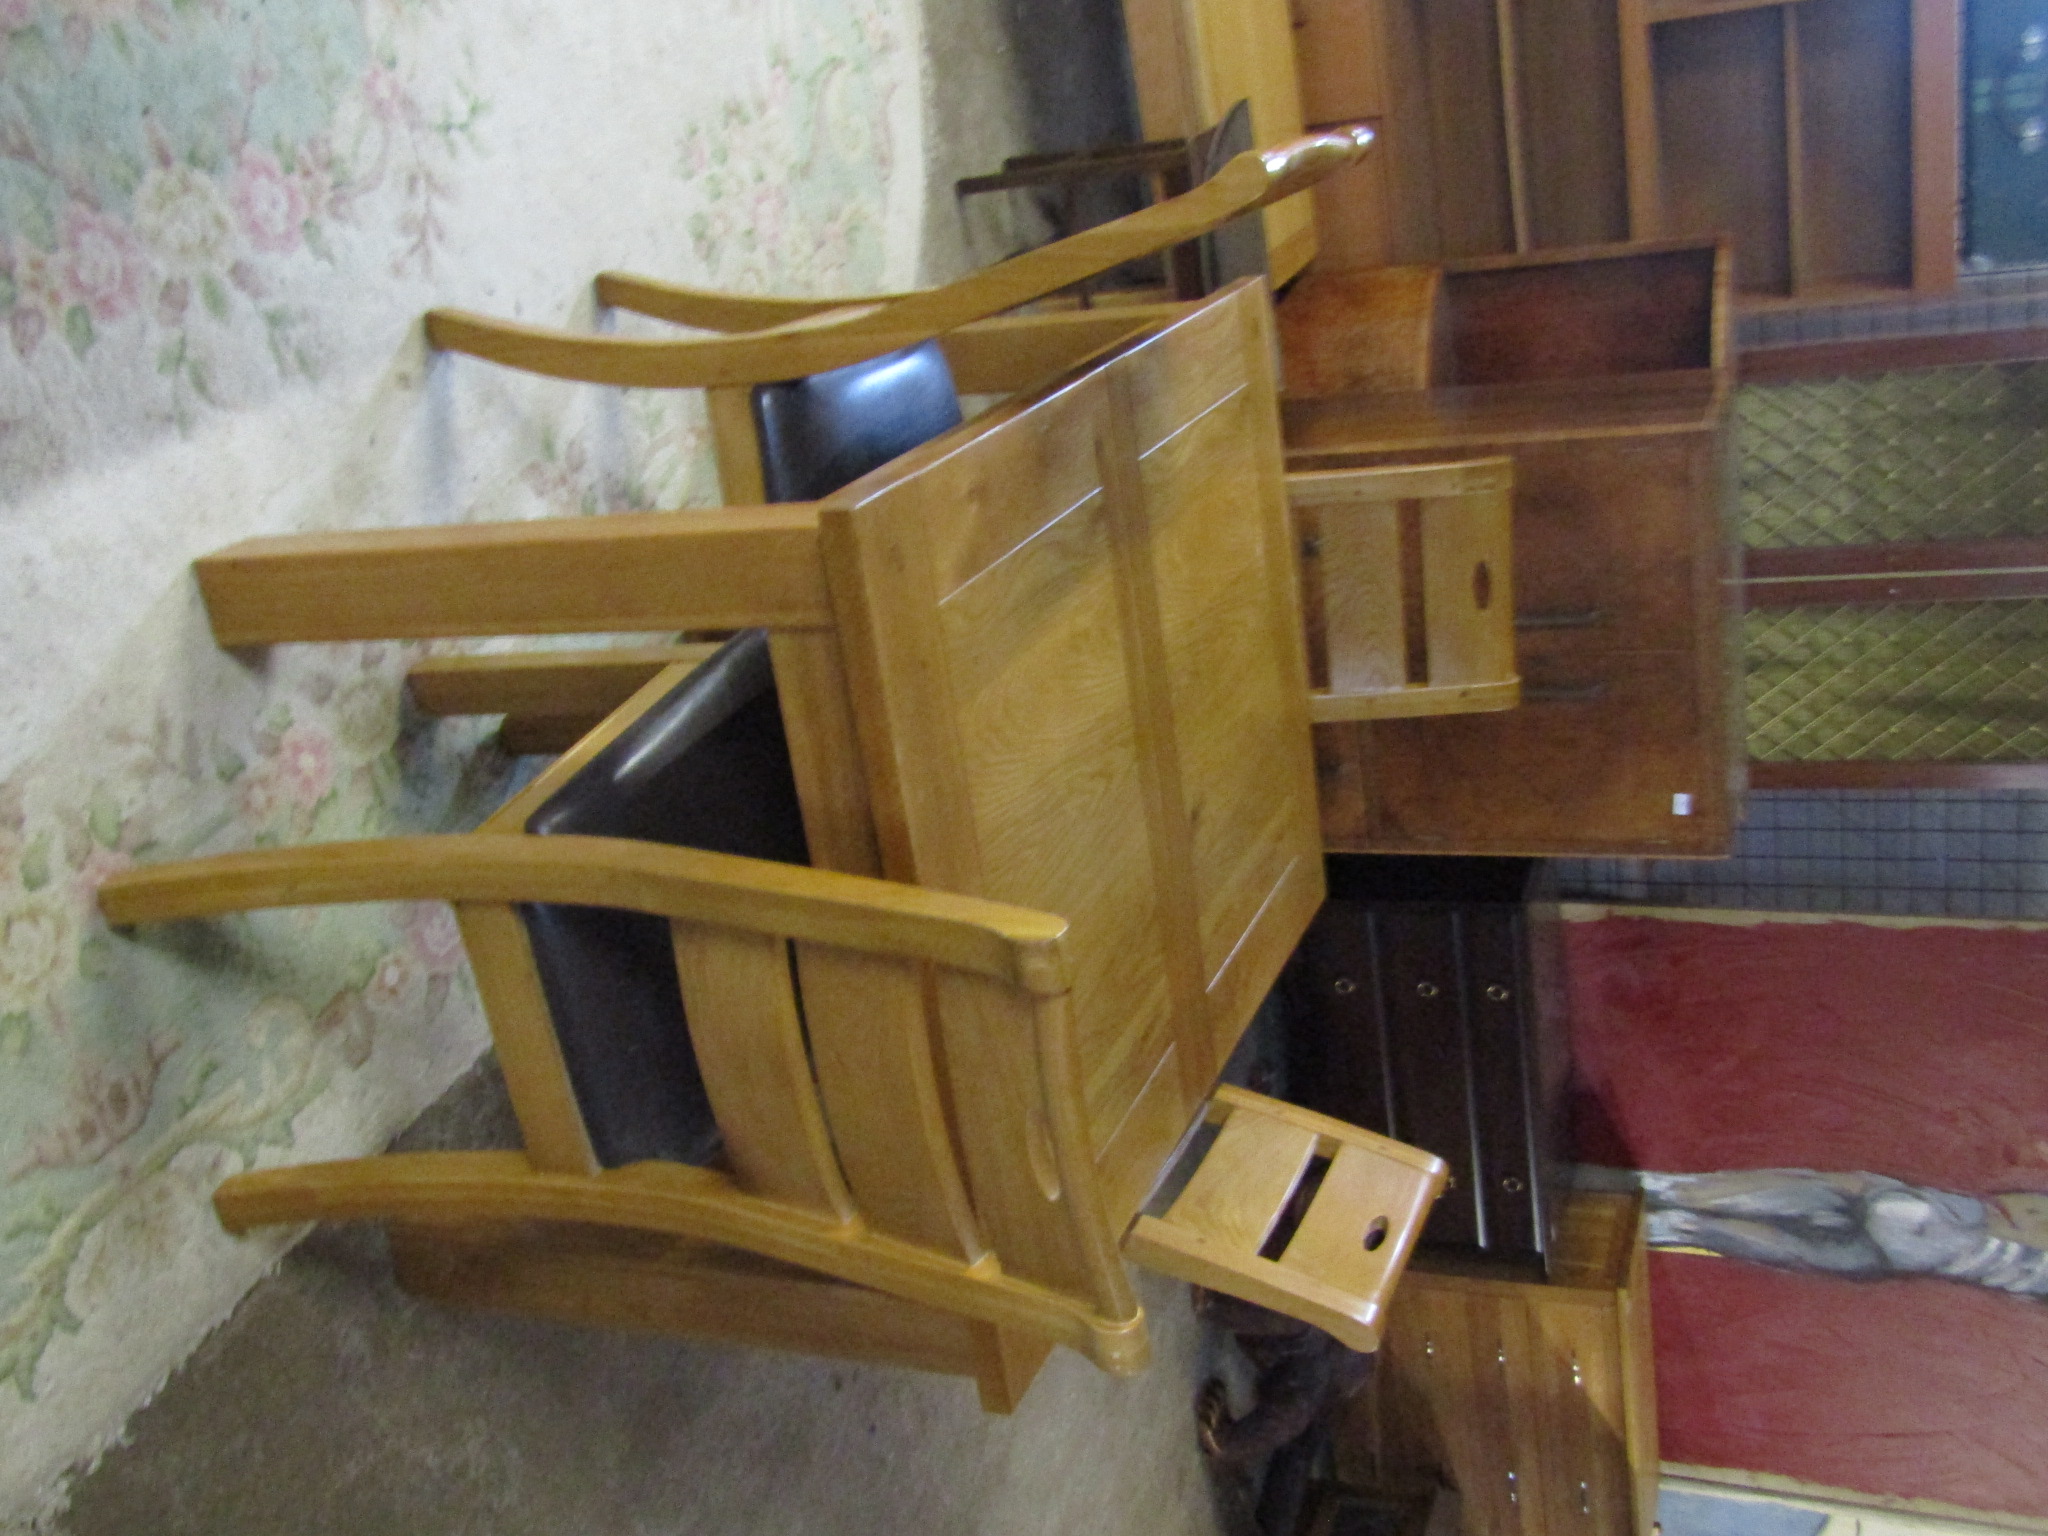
left=1651, top=1255, right=2048, bottom=1516
left=1565, top=918, right=2048, bottom=1193
left=1563, top=916, right=2048, bottom=1516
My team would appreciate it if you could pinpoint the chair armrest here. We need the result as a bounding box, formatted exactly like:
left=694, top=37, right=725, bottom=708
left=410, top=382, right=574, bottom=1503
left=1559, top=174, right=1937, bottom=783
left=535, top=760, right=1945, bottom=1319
left=593, top=273, right=915, bottom=331
left=407, top=645, right=717, bottom=720
left=426, top=126, right=1378, bottom=388
left=425, top=307, right=894, bottom=388
left=100, top=834, right=1073, bottom=994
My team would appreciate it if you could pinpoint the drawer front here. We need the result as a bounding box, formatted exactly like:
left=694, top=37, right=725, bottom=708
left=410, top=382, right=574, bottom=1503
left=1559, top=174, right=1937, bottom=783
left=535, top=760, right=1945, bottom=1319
left=1330, top=647, right=1731, bottom=856
left=1461, top=907, right=1542, bottom=1263
left=1505, top=437, right=1712, bottom=655
left=1531, top=1300, right=1637, bottom=1536
left=1472, top=1295, right=1556, bottom=1536
left=1373, top=908, right=1483, bottom=1249
left=1382, top=1287, right=1629, bottom=1536
left=1382, top=1288, right=1528, bottom=1536
left=1281, top=899, right=1395, bottom=1131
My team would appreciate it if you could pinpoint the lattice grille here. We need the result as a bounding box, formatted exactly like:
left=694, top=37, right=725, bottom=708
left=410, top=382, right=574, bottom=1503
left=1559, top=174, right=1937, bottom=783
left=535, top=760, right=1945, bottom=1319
left=1747, top=601, right=2048, bottom=761
left=1740, top=364, right=2048, bottom=548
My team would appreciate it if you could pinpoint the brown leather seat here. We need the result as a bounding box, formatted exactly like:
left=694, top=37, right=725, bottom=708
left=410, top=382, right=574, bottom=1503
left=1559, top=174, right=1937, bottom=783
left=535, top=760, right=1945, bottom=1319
left=519, top=631, right=807, bottom=1167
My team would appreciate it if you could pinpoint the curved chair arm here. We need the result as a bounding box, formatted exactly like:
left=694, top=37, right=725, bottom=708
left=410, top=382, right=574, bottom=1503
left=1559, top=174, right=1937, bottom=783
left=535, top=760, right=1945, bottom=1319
left=424, top=306, right=901, bottom=389
left=99, top=833, right=1073, bottom=995
left=593, top=272, right=915, bottom=331
left=426, top=124, right=1376, bottom=388
left=210, top=1150, right=1151, bottom=1374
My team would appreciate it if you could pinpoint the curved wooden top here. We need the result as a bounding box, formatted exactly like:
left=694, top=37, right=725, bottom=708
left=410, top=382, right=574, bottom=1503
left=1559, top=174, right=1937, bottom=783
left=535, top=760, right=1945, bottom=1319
left=424, top=125, right=1376, bottom=389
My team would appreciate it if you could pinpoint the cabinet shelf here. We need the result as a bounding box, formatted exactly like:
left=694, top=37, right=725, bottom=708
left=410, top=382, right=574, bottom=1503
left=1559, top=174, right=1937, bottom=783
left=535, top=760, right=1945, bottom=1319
left=1619, top=0, right=1958, bottom=301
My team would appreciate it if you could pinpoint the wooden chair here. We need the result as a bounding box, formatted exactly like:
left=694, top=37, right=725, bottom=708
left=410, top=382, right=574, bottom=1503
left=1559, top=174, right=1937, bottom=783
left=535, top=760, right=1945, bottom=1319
left=421, top=123, right=1370, bottom=397
left=1289, top=458, right=1520, bottom=722
left=1128, top=1086, right=1445, bottom=1353
left=102, top=635, right=1445, bottom=1409
left=103, top=638, right=1142, bottom=1410
left=955, top=98, right=1265, bottom=302
left=110, top=283, right=1452, bottom=1411
left=402, top=124, right=1374, bottom=750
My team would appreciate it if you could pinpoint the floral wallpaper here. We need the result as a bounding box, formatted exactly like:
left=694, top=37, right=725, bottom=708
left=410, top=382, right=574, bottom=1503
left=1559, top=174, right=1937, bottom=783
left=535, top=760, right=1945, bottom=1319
left=0, top=0, right=926, bottom=1521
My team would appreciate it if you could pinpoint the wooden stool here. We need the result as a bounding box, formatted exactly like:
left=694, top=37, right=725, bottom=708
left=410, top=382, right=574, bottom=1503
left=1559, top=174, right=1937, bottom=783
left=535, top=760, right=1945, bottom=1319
left=1125, top=1085, right=1447, bottom=1352
left=1289, top=458, right=1519, bottom=723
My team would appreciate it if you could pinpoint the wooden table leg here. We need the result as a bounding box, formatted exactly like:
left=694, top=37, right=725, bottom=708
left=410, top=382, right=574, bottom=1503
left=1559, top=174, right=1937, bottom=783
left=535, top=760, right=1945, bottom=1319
left=769, top=631, right=882, bottom=877
left=196, top=505, right=831, bottom=646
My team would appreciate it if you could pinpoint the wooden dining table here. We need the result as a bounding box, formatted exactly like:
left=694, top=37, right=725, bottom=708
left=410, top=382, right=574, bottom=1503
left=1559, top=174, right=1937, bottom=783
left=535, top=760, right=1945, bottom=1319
left=195, top=281, right=1327, bottom=1329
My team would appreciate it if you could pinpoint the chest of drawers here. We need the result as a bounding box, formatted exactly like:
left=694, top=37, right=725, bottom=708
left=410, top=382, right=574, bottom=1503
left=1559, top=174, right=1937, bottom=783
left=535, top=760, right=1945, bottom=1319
left=1281, top=856, right=1569, bottom=1273
left=1280, top=241, right=1743, bottom=859
left=1363, top=1193, right=1660, bottom=1536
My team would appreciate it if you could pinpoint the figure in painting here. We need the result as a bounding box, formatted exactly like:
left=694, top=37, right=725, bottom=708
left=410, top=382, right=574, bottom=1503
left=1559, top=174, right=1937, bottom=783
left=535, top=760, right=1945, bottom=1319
left=1641, top=1169, right=2048, bottom=1297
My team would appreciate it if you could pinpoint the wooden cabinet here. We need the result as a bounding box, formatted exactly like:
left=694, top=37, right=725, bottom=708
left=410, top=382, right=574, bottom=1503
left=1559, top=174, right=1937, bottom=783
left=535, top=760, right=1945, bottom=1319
left=1361, top=1193, right=1660, bottom=1536
left=1282, top=857, right=1570, bottom=1273
left=1280, top=241, right=1743, bottom=858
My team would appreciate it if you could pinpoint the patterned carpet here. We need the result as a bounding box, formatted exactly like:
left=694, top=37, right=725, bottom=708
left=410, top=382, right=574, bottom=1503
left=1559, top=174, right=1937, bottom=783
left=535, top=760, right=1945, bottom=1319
left=0, top=0, right=945, bottom=1519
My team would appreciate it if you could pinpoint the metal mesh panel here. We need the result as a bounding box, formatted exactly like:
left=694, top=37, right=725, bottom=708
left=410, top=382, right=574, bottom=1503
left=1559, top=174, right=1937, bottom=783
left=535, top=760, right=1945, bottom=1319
left=1739, top=363, right=2048, bottom=761
left=1739, top=364, right=2048, bottom=548
left=1748, top=601, right=2048, bottom=761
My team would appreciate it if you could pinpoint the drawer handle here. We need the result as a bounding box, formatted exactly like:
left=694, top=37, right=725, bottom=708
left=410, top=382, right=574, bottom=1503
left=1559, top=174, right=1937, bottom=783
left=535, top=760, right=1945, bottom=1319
left=1572, top=1355, right=1584, bottom=1388
left=1333, top=977, right=1357, bottom=995
left=1516, top=607, right=1605, bottom=630
left=1581, top=1482, right=1592, bottom=1516
left=1485, top=983, right=1511, bottom=1002
left=1523, top=681, right=1607, bottom=705
left=1424, top=1335, right=1436, bottom=1359
left=1507, top=1471, right=1519, bottom=1506
left=1502, top=1175, right=1525, bottom=1194
left=1415, top=981, right=1440, bottom=998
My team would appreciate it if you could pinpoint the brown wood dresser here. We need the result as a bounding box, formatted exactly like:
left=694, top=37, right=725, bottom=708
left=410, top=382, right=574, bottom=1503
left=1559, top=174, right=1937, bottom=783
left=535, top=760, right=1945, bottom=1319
left=1279, top=239, right=1743, bottom=859
left=1356, top=1192, right=1660, bottom=1536
left=1281, top=856, right=1571, bottom=1276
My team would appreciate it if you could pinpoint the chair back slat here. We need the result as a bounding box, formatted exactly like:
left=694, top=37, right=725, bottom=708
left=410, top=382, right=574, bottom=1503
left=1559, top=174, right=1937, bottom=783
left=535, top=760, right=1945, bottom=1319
left=1317, top=491, right=1406, bottom=697
left=671, top=924, right=854, bottom=1219
left=1278, top=1137, right=1441, bottom=1309
left=455, top=901, right=599, bottom=1176
left=795, top=941, right=984, bottom=1260
left=1418, top=472, right=1516, bottom=688
left=1157, top=1110, right=1317, bottom=1255
left=929, top=971, right=1114, bottom=1304
left=1292, top=458, right=1520, bottom=722
left=1123, top=1086, right=1446, bottom=1353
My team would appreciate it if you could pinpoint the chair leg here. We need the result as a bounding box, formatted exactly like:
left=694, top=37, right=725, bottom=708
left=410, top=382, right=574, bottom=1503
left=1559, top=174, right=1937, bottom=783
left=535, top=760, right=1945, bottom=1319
left=969, top=1324, right=1057, bottom=1413
left=194, top=505, right=831, bottom=647
left=408, top=644, right=720, bottom=754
